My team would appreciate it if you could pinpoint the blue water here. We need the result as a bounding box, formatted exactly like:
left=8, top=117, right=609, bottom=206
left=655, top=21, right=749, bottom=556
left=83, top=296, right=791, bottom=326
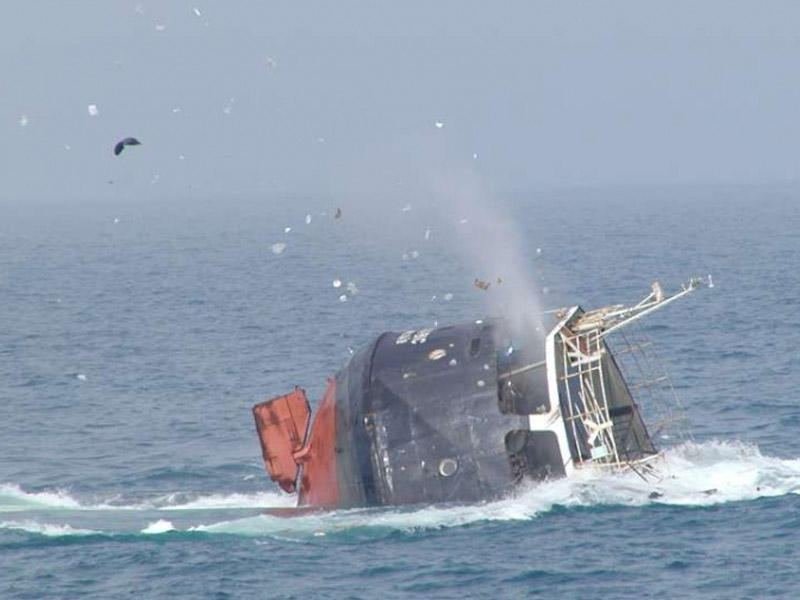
left=2, top=185, right=800, bottom=598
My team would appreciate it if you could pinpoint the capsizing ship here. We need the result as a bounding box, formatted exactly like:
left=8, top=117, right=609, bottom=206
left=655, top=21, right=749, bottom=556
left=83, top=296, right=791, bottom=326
left=253, top=278, right=709, bottom=510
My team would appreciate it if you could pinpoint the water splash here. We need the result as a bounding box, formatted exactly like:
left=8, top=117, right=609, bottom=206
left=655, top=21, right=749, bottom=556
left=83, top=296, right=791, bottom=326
left=194, top=441, right=800, bottom=538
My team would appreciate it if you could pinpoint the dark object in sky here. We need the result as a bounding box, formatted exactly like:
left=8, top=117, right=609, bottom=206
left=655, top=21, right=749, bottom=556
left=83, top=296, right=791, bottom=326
left=113, top=137, right=141, bottom=156
left=334, top=208, right=342, bottom=219
left=252, top=278, right=710, bottom=510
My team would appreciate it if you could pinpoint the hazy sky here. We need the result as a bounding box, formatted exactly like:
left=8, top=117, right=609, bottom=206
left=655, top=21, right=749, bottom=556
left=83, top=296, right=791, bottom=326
left=2, top=1, right=800, bottom=201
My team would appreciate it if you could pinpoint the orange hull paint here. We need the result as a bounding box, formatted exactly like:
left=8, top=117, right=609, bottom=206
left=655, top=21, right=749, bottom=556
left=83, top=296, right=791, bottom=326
left=298, top=380, right=339, bottom=507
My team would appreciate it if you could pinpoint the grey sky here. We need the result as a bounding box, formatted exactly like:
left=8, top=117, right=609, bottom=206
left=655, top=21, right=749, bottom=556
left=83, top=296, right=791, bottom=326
left=2, top=1, right=799, bottom=202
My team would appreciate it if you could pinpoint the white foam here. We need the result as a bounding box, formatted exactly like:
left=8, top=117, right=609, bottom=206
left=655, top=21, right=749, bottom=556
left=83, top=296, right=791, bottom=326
left=0, top=483, right=81, bottom=512
left=192, top=441, right=800, bottom=537
left=153, top=491, right=295, bottom=511
left=0, top=483, right=293, bottom=513
left=141, top=519, right=175, bottom=534
left=0, top=520, right=98, bottom=536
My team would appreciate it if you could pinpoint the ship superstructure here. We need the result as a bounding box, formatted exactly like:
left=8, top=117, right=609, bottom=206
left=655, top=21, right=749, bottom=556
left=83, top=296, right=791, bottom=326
left=253, top=278, right=708, bottom=508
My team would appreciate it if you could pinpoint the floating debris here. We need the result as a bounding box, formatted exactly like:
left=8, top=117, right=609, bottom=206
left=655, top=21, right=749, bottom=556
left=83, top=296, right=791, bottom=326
left=155, top=23, right=166, bottom=31
left=472, top=152, right=479, bottom=160
left=271, top=242, right=287, bottom=255
left=113, top=217, right=120, bottom=224
left=448, top=358, right=458, bottom=366
left=192, top=7, right=202, bottom=17
left=424, top=228, right=431, bottom=240
left=332, top=279, right=342, bottom=288
left=434, top=121, right=444, bottom=129
left=284, top=227, right=292, bottom=233
left=401, top=204, right=412, bottom=213
left=305, top=214, right=312, bottom=225
left=18, top=114, right=28, bottom=127
left=338, top=294, right=348, bottom=303
left=76, top=373, right=87, bottom=382
left=265, top=56, right=278, bottom=69
left=87, top=104, right=98, bottom=117
left=459, top=218, right=469, bottom=224
left=113, top=137, right=141, bottom=156
left=443, top=293, right=454, bottom=301
left=410, top=250, right=419, bottom=259
left=346, top=282, right=359, bottom=295
left=474, top=278, right=491, bottom=291
left=172, top=107, right=182, bottom=114
left=496, top=277, right=503, bottom=285
left=222, top=97, right=235, bottom=115
left=536, top=247, right=542, bottom=255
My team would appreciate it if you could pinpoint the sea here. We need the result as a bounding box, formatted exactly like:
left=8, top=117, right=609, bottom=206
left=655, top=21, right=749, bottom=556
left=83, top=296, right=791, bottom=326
left=1, top=184, right=799, bottom=599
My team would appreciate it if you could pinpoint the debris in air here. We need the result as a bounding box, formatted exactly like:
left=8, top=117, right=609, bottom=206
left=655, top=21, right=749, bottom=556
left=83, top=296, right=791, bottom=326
left=193, top=7, right=202, bottom=16
left=334, top=208, right=342, bottom=219
left=401, top=204, right=412, bottom=213
left=338, top=294, right=348, bottom=303
left=113, top=137, right=141, bottom=156
left=424, top=228, right=431, bottom=240
left=87, top=104, right=99, bottom=116
left=434, top=121, right=444, bottom=129
left=271, top=243, right=287, bottom=255
left=76, top=373, right=87, bottom=381
left=284, top=227, right=292, bottom=233
left=474, top=278, right=491, bottom=291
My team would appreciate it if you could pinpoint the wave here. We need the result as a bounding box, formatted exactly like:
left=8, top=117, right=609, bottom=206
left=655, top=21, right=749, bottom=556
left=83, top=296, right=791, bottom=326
left=194, top=440, right=800, bottom=537
left=0, top=483, right=81, bottom=512
left=141, top=519, right=176, bottom=534
left=3, top=441, right=800, bottom=539
left=0, top=483, right=294, bottom=513
left=0, top=520, right=99, bottom=537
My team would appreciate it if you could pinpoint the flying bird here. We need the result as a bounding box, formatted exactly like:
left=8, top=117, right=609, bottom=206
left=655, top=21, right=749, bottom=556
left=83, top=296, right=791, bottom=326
left=114, top=137, right=141, bottom=156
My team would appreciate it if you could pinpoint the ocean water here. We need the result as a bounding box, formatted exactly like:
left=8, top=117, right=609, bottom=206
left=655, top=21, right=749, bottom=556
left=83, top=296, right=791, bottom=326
left=2, top=185, right=799, bottom=599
